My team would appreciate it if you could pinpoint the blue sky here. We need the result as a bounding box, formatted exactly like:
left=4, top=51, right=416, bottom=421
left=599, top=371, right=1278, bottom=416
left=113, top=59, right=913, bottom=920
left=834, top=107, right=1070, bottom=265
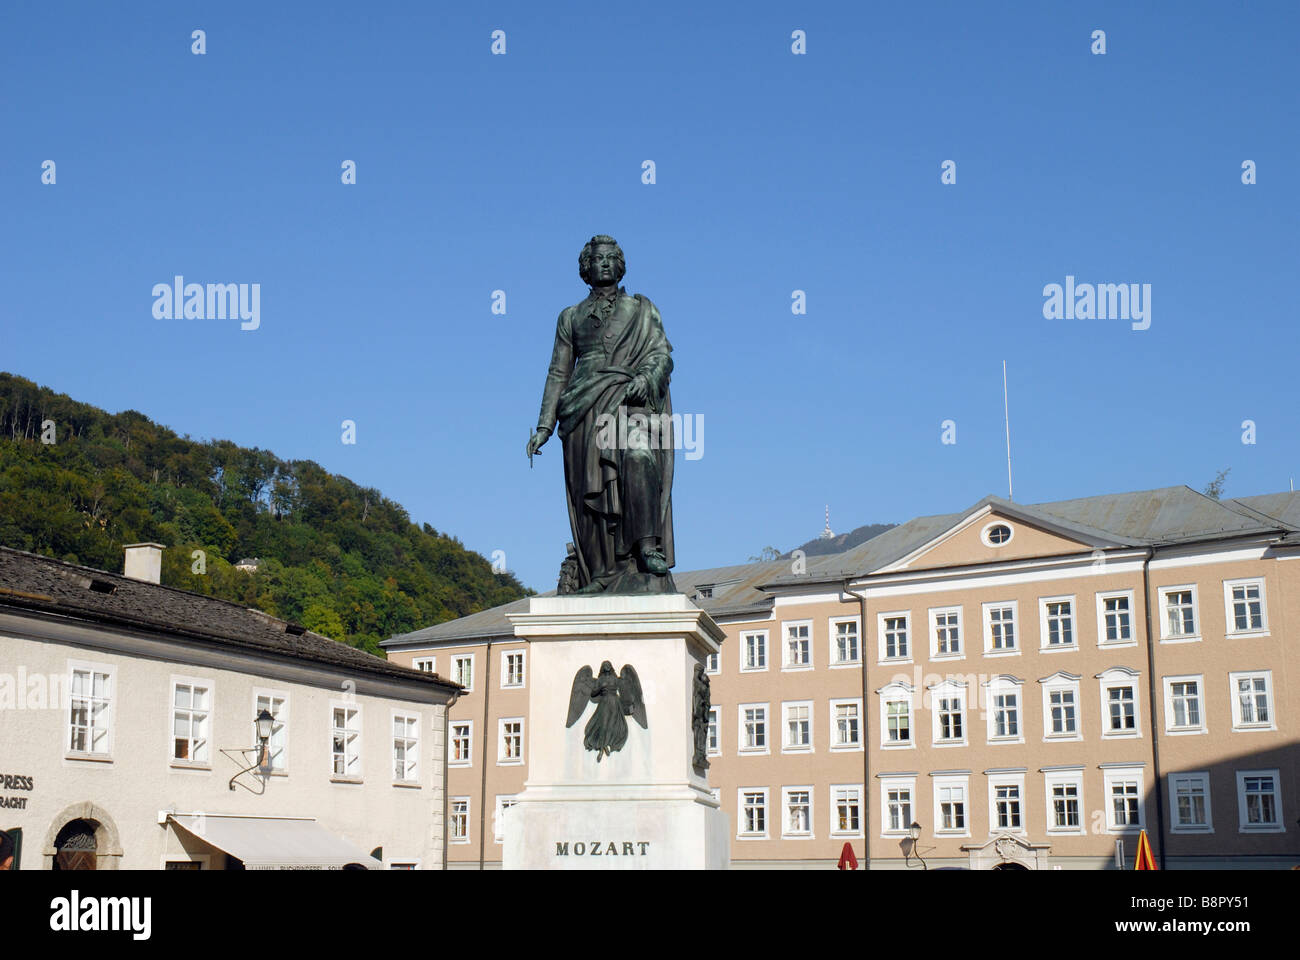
left=2, top=2, right=1297, bottom=592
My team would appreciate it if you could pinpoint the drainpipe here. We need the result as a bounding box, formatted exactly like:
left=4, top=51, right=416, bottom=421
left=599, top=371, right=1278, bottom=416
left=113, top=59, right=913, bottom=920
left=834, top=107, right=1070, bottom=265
left=477, top=639, right=494, bottom=870
left=441, top=688, right=461, bottom=872
left=848, top=579, right=871, bottom=871
left=1140, top=549, right=1167, bottom=869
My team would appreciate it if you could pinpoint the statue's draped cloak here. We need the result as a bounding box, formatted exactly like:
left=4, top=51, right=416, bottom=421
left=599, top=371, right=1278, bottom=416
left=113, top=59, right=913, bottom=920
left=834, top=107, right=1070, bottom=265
left=538, top=291, right=675, bottom=591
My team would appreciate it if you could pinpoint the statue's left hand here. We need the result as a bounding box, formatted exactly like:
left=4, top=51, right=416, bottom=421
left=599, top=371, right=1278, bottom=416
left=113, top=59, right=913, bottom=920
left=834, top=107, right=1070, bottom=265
left=623, top=375, right=649, bottom=406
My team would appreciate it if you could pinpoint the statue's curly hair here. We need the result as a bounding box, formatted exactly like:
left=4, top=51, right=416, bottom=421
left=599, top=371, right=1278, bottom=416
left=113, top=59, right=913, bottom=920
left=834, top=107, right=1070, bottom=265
left=578, top=235, right=626, bottom=285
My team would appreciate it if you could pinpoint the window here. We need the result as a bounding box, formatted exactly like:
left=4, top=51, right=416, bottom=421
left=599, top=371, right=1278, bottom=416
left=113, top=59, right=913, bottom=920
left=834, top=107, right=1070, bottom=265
left=1097, top=591, right=1136, bottom=646
left=982, top=677, right=1023, bottom=743
left=883, top=699, right=911, bottom=746
left=738, top=788, right=768, bottom=838
left=705, top=652, right=719, bottom=674
left=832, top=785, right=863, bottom=837
left=931, top=606, right=962, bottom=658
left=1044, top=771, right=1085, bottom=834
left=1040, top=674, right=1081, bottom=739
left=1098, top=668, right=1140, bottom=739
left=1039, top=597, right=1076, bottom=649
left=392, top=713, right=419, bottom=782
left=498, top=718, right=524, bottom=764
left=783, top=787, right=813, bottom=838
left=1159, top=585, right=1199, bottom=641
left=493, top=796, right=518, bottom=843
left=983, top=601, right=1018, bottom=654
left=934, top=776, right=969, bottom=835
left=1230, top=672, right=1274, bottom=730
left=449, top=798, right=470, bottom=843
left=452, top=654, right=475, bottom=690
left=1170, top=773, right=1212, bottom=833
left=1164, top=676, right=1204, bottom=734
left=501, top=650, right=526, bottom=688
left=413, top=657, right=435, bottom=673
left=831, top=698, right=862, bottom=750
left=880, top=779, right=914, bottom=836
left=1224, top=578, right=1267, bottom=635
left=331, top=704, right=361, bottom=778
left=982, top=522, right=1014, bottom=546
left=741, top=631, right=767, bottom=671
left=783, top=701, right=812, bottom=751
left=783, top=621, right=812, bottom=669
left=989, top=777, right=1025, bottom=833
left=879, top=612, right=910, bottom=661
left=739, top=703, right=768, bottom=753
left=706, top=707, right=720, bottom=755
left=929, top=681, right=966, bottom=745
left=449, top=720, right=472, bottom=766
left=172, top=679, right=212, bottom=765
left=1103, top=766, right=1145, bottom=832
left=1236, top=770, right=1283, bottom=832
left=253, top=691, right=288, bottom=772
left=68, top=662, right=113, bottom=757
left=830, top=617, right=860, bottom=665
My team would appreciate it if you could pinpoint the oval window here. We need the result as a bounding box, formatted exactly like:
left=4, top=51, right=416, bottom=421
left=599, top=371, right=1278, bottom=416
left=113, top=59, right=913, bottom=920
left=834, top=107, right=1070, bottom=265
left=984, top=523, right=1013, bottom=546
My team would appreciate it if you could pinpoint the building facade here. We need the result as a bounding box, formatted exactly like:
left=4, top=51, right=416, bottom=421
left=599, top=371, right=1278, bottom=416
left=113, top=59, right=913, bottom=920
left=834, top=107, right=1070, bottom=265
left=384, top=486, right=1300, bottom=869
left=0, top=544, right=459, bottom=870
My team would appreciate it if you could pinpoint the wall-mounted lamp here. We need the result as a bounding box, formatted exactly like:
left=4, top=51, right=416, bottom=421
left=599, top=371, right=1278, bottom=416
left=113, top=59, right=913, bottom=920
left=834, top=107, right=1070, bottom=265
left=906, top=821, right=928, bottom=870
left=228, top=710, right=277, bottom=792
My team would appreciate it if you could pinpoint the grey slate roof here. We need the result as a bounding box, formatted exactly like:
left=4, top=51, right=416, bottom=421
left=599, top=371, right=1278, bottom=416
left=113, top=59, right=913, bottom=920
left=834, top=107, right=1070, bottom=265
left=383, top=485, right=1300, bottom=649
left=0, top=546, right=459, bottom=691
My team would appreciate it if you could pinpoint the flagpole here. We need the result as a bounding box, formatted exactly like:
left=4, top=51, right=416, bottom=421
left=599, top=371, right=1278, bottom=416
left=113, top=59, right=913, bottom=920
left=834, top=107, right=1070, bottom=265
left=1003, top=361, right=1013, bottom=500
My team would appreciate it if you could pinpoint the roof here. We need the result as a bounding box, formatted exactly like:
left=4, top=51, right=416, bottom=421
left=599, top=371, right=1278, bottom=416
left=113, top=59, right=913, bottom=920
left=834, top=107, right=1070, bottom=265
left=0, top=546, right=459, bottom=692
left=383, top=485, right=1300, bottom=649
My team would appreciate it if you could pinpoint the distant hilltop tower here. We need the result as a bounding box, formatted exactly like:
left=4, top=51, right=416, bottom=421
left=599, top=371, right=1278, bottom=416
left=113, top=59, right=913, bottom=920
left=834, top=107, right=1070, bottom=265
left=820, top=505, right=834, bottom=540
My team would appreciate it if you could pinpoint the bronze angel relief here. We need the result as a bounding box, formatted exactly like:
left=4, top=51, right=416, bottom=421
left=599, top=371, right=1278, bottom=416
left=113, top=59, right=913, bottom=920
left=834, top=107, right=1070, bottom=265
left=566, top=661, right=646, bottom=761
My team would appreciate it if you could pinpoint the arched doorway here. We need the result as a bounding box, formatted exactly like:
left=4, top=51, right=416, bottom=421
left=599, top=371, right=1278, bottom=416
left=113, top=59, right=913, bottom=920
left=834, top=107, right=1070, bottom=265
left=53, top=819, right=98, bottom=871
left=991, top=861, right=1029, bottom=871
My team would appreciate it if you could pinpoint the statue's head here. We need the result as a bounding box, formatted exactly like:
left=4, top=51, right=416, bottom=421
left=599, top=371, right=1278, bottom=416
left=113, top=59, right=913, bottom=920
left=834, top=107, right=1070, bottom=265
left=578, top=235, right=626, bottom=287
left=598, top=660, right=617, bottom=678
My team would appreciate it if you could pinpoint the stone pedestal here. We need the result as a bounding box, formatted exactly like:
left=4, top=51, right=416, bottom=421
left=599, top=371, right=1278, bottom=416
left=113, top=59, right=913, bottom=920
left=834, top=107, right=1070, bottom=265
left=502, top=594, right=729, bottom=869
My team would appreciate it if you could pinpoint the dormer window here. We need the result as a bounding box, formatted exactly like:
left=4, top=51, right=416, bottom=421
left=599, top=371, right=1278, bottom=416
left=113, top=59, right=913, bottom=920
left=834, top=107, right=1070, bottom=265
left=982, top=522, right=1013, bottom=546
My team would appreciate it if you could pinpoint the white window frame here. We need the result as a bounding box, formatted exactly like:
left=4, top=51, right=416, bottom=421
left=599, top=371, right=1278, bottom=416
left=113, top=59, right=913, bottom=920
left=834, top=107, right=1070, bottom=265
left=493, top=795, right=518, bottom=843
left=1043, top=768, right=1086, bottom=836
left=981, top=521, right=1015, bottom=547
left=877, top=610, right=912, bottom=663
left=1038, top=595, right=1077, bottom=651
left=987, top=772, right=1027, bottom=836
left=706, top=706, right=720, bottom=756
left=1157, top=584, right=1200, bottom=643
left=1097, top=667, right=1141, bottom=740
left=391, top=710, right=421, bottom=785
left=929, top=679, right=968, bottom=747
left=830, top=697, right=864, bottom=752
left=831, top=783, right=865, bottom=838
left=67, top=659, right=115, bottom=760
left=497, top=716, right=524, bottom=766
left=451, top=653, right=475, bottom=691
left=933, top=774, right=971, bottom=838
left=829, top=615, right=862, bottom=667
left=500, top=649, right=526, bottom=688
left=982, top=675, right=1025, bottom=745
left=170, top=675, right=214, bottom=768
left=252, top=688, right=289, bottom=774
left=740, top=630, right=768, bottom=672
left=1096, top=590, right=1137, bottom=648
left=1223, top=578, right=1268, bottom=637
left=1228, top=670, right=1275, bottom=731
left=982, top=600, right=1019, bottom=656
left=1162, top=674, right=1206, bottom=735
left=877, top=683, right=913, bottom=749
left=705, top=651, right=720, bottom=675
left=737, top=787, right=769, bottom=839
left=929, top=605, right=964, bottom=660
left=782, top=619, right=813, bottom=671
left=1169, top=772, right=1213, bottom=835
left=449, top=796, right=471, bottom=844
left=329, top=699, right=363, bottom=781
left=1102, top=765, right=1146, bottom=833
left=1039, top=672, right=1082, bottom=741
left=448, top=719, right=473, bottom=767
left=738, top=702, right=770, bottom=755
left=1236, top=769, right=1284, bottom=833
left=782, top=700, right=813, bottom=753
left=413, top=657, right=436, bottom=673
left=879, top=776, right=916, bottom=838
left=781, top=785, right=814, bottom=839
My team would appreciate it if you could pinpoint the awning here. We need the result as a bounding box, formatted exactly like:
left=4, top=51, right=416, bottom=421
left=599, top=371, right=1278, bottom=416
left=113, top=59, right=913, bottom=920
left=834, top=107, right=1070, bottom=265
left=168, top=815, right=380, bottom=870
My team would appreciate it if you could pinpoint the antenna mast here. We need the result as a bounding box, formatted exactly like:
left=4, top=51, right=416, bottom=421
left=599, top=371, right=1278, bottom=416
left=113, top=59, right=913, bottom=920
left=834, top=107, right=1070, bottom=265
left=1003, top=360, right=1013, bottom=500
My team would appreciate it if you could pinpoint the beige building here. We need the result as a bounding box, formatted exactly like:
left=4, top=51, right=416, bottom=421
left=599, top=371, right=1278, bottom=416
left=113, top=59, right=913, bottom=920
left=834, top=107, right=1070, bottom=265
left=0, top=543, right=459, bottom=870
left=384, top=485, right=1300, bottom=869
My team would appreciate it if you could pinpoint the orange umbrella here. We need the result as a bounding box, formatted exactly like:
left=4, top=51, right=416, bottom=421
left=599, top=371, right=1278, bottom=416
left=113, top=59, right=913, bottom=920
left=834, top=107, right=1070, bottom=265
left=1134, top=829, right=1158, bottom=870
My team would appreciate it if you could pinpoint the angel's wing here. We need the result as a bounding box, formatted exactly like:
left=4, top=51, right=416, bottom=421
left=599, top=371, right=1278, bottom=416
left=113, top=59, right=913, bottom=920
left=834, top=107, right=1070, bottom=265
left=566, top=665, right=596, bottom=727
left=617, top=664, right=648, bottom=729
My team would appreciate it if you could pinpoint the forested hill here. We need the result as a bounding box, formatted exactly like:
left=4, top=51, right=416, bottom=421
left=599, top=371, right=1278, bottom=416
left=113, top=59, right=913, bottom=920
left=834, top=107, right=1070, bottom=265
left=0, top=373, right=529, bottom=656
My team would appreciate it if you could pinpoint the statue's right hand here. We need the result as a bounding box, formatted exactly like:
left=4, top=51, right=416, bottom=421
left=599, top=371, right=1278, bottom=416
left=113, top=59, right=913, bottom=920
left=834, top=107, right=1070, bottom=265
left=526, top=427, right=551, bottom=458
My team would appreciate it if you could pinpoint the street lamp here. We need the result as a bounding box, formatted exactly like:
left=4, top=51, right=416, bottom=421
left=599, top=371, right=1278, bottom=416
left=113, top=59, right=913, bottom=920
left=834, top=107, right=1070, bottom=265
left=906, top=821, right=928, bottom=870
left=228, top=710, right=277, bottom=791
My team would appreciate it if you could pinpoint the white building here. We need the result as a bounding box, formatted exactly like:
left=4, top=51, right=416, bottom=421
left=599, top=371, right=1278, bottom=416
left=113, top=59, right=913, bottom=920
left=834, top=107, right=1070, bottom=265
left=0, top=543, right=460, bottom=870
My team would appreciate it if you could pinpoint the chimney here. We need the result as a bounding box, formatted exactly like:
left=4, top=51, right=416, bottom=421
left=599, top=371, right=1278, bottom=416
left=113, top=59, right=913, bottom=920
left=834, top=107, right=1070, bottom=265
left=123, top=543, right=165, bottom=584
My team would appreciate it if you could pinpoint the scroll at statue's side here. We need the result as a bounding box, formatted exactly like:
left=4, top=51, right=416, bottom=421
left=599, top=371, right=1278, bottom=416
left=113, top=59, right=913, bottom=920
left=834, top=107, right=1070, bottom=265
left=525, top=235, right=676, bottom=595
